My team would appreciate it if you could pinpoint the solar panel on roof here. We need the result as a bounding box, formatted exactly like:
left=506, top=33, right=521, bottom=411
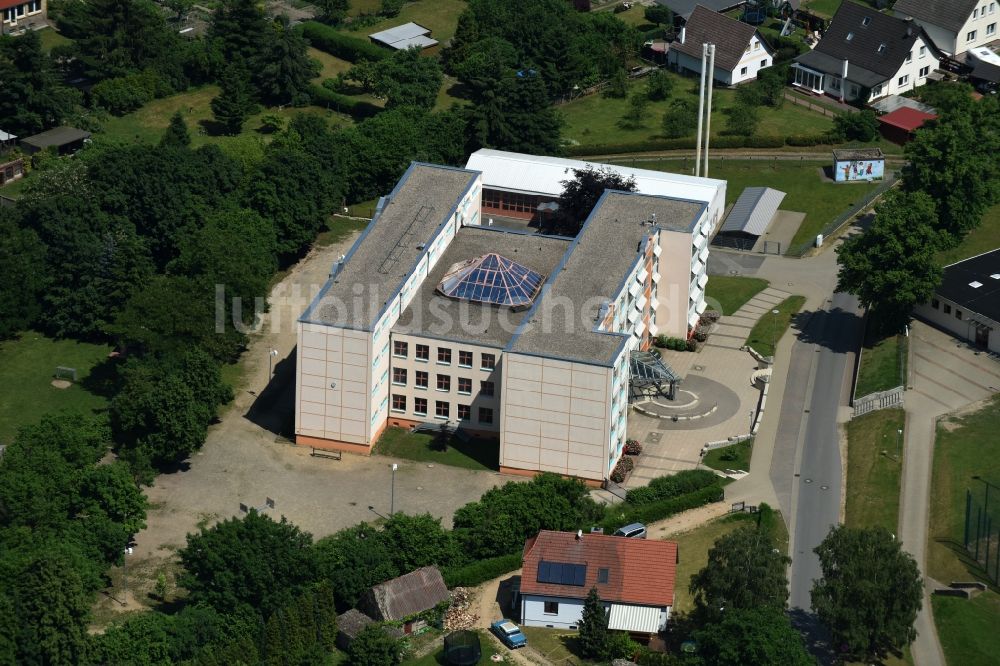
left=537, top=560, right=587, bottom=586
left=437, top=253, right=545, bottom=308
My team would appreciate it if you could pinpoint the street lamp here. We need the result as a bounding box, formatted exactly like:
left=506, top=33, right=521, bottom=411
left=770, top=308, right=780, bottom=355
left=896, top=428, right=903, bottom=460
left=390, top=463, right=398, bottom=515
left=268, top=348, right=279, bottom=379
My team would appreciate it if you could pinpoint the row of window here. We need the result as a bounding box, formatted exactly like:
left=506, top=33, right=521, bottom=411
left=391, top=368, right=496, bottom=395
left=968, top=24, right=997, bottom=42
left=393, top=341, right=496, bottom=369
left=392, top=395, right=494, bottom=423
left=481, top=190, right=538, bottom=214
left=738, top=59, right=769, bottom=76
left=930, top=299, right=963, bottom=320
left=3, top=1, right=42, bottom=21
left=972, top=3, right=997, bottom=20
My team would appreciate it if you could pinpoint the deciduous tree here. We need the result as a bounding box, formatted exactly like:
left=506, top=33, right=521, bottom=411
left=347, top=624, right=402, bottom=665
left=348, top=47, right=443, bottom=110
left=662, top=97, right=698, bottom=138
left=0, top=31, right=81, bottom=136
left=556, top=166, right=638, bottom=235
left=693, top=608, right=813, bottom=666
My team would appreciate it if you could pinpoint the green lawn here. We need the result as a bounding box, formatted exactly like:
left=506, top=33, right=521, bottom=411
left=0, top=333, right=112, bottom=444
left=343, top=0, right=466, bottom=44
left=702, top=439, right=753, bottom=472
left=801, top=0, right=843, bottom=17
left=404, top=630, right=500, bottom=665
left=373, top=426, right=499, bottom=471
left=38, top=27, right=72, bottom=52
left=0, top=175, right=30, bottom=200
left=316, top=216, right=369, bottom=247
left=855, top=329, right=907, bottom=398
left=936, top=203, right=1000, bottom=267
left=309, top=46, right=354, bottom=80
left=520, top=627, right=588, bottom=665
left=932, top=593, right=1000, bottom=666
left=745, top=295, right=806, bottom=358
left=845, top=409, right=904, bottom=532
left=560, top=73, right=835, bottom=148
left=611, top=159, right=883, bottom=251
left=704, top=276, right=769, bottom=316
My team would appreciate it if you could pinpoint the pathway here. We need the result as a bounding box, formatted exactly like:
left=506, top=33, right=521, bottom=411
left=704, top=285, right=793, bottom=351
left=899, top=322, right=1000, bottom=666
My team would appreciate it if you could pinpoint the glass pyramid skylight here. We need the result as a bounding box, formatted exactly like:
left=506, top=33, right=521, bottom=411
left=437, top=253, right=545, bottom=308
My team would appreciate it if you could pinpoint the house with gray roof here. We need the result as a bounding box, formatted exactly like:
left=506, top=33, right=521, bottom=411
left=654, top=0, right=745, bottom=23
left=894, top=0, right=997, bottom=58
left=668, top=5, right=775, bottom=85
left=358, top=567, right=450, bottom=633
left=792, top=2, right=943, bottom=103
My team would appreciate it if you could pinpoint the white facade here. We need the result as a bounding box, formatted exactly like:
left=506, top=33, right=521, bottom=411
left=669, top=34, right=774, bottom=86
left=520, top=595, right=669, bottom=633
left=914, top=297, right=999, bottom=354
left=895, top=2, right=1000, bottom=56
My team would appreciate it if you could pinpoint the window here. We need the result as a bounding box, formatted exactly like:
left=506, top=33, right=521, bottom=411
left=437, top=348, right=451, bottom=364
left=906, top=51, right=912, bottom=63
left=482, top=188, right=502, bottom=209
left=459, top=350, right=473, bottom=367
left=968, top=30, right=978, bottom=42
left=740, top=66, right=748, bottom=76
left=392, top=367, right=407, bottom=385
left=846, top=31, right=854, bottom=41
left=481, top=381, right=495, bottom=397
left=416, top=344, right=429, bottom=361
left=956, top=310, right=963, bottom=320
left=862, top=16, right=871, bottom=26
left=975, top=7, right=980, bottom=18
left=414, top=398, right=427, bottom=416
left=543, top=601, right=559, bottom=615
left=458, top=404, right=471, bottom=420
left=898, top=75, right=909, bottom=86
left=481, top=353, right=496, bottom=370
left=919, top=45, right=926, bottom=58
left=989, top=22, right=997, bottom=35
left=992, top=2, right=996, bottom=13
left=931, top=299, right=940, bottom=309
left=479, top=407, right=494, bottom=424
left=850, top=84, right=860, bottom=97
left=393, top=341, right=408, bottom=357
left=944, top=304, right=952, bottom=314
left=760, top=59, right=768, bottom=68
left=392, top=394, right=406, bottom=412
left=830, top=77, right=841, bottom=91
left=871, top=83, right=884, bottom=97
left=436, top=374, right=450, bottom=391
left=920, top=66, right=930, bottom=77
left=753, top=41, right=760, bottom=51
left=415, top=370, right=428, bottom=389
left=435, top=401, right=449, bottom=418
left=458, top=377, right=472, bottom=394
left=598, top=568, right=610, bottom=584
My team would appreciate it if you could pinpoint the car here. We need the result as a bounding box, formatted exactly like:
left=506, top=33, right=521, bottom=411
left=490, top=619, right=527, bottom=649
left=613, top=522, right=647, bottom=539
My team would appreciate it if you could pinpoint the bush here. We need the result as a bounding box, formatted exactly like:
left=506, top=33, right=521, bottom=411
left=442, top=553, right=522, bottom=588
left=786, top=133, right=832, bottom=146
left=604, top=631, right=642, bottom=661
left=685, top=338, right=697, bottom=352
left=602, top=483, right=723, bottom=531
left=610, top=456, right=634, bottom=484
left=624, top=439, right=642, bottom=456
left=90, top=71, right=165, bottom=115
left=310, top=84, right=382, bottom=119
left=702, top=310, right=721, bottom=324
left=299, top=21, right=389, bottom=63
left=625, top=469, right=719, bottom=505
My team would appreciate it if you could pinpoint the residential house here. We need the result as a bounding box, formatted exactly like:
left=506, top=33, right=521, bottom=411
left=1, top=0, right=44, bottom=33
left=894, top=0, right=999, bottom=58
left=792, top=2, right=942, bottom=102
left=519, top=530, right=678, bottom=636
left=358, top=566, right=450, bottom=634
left=914, top=249, right=1000, bottom=354
left=654, top=0, right=746, bottom=25
left=668, top=5, right=775, bottom=85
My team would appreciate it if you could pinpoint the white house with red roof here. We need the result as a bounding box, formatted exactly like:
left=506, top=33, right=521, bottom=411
left=519, top=530, right=678, bottom=635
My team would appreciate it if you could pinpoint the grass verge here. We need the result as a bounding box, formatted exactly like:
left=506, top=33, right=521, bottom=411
left=855, top=330, right=907, bottom=398
left=520, top=627, right=586, bottom=665
left=845, top=408, right=904, bottom=532
left=932, top=593, right=1000, bottom=666
left=0, top=332, right=112, bottom=443
left=936, top=202, right=1000, bottom=268
left=374, top=426, right=499, bottom=471
left=745, top=295, right=806, bottom=358
left=704, top=276, right=769, bottom=316
left=702, top=439, right=753, bottom=472
left=404, top=630, right=499, bottom=665
left=316, top=216, right=369, bottom=247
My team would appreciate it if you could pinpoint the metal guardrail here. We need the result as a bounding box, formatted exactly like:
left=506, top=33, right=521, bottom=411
left=852, top=386, right=904, bottom=417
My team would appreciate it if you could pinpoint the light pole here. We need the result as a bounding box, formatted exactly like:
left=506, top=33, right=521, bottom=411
left=390, top=463, right=398, bottom=515
left=749, top=410, right=754, bottom=434
left=268, top=348, right=279, bottom=380
left=770, top=308, right=780, bottom=355
left=896, top=428, right=903, bottom=460
left=121, top=545, right=133, bottom=606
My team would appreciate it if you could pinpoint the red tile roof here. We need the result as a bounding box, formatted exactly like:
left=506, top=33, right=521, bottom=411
left=520, top=531, right=678, bottom=607
left=878, top=107, right=937, bottom=132
left=0, top=0, right=25, bottom=10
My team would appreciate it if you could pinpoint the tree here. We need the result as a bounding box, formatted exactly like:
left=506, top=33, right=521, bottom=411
left=646, top=69, right=674, bottom=101
left=179, top=510, right=316, bottom=616
left=836, top=190, right=943, bottom=330
left=644, top=5, right=673, bottom=26
left=832, top=109, right=880, bottom=142
left=0, top=214, right=46, bottom=338
left=618, top=92, right=650, bottom=129
left=381, top=0, right=405, bottom=18
left=556, top=166, right=638, bottom=235
left=605, top=68, right=628, bottom=98
left=209, top=0, right=269, bottom=64
left=316, top=0, right=349, bottom=24
left=689, top=524, right=790, bottom=621
left=693, top=608, right=813, bottom=666
left=253, top=16, right=318, bottom=106
left=380, top=513, right=459, bottom=573
left=314, top=523, right=400, bottom=609
left=348, top=624, right=402, bottom=665
left=0, top=31, right=81, bottom=136
left=466, top=71, right=563, bottom=156
left=662, top=98, right=698, bottom=138
left=161, top=111, right=191, bottom=147
left=725, top=102, right=760, bottom=136
left=348, top=47, right=443, bottom=110
left=811, top=525, right=922, bottom=661
left=211, top=67, right=258, bottom=135
left=577, top=588, right=609, bottom=659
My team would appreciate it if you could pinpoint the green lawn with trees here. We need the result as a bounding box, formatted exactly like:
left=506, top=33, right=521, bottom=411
left=702, top=439, right=753, bottom=472
left=845, top=409, right=904, bottom=532
left=704, top=276, right=769, bottom=316
left=745, top=295, right=806, bottom=357
left=0, top=333, right=111, bottom=443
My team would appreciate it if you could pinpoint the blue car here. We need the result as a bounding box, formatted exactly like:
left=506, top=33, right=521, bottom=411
left=490, top=619, right=527, bottom=649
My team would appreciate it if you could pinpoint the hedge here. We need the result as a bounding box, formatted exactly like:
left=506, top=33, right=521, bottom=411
left=564, top=133, right=832, bottom=156
left=601, top=483, right=724, bottom=532
left=442, top=552, right=522, bottom=588
left=624, top=469, right=719, bottom=505
left=299, top=21, right=388, bottom=63
left=310, top=84, right=382, bottom=119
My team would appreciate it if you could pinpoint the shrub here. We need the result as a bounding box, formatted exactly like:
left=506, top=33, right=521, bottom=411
left=624, top=439, right=642, bottom=456
left=693, top=329, right=708, bottom=343
left=604, top=631, right=642, bottom=661
left=610, top=456, right=634, bottom=483
left=786, top=133, right=831, bottom=146
left=625, top=469, right=719, bottom=505
left=299, top=21, right=388, bottom=63
left=612, top=2, right=628, bottom=13
left=310, top=84, right=382, bottom=119
left=685, top=338, right=698, bottom=352
left=603, top=483, right=723, bottom=531
left=654, top=334, right=670, bottom=348
left=90, top=71, right=164, bottom=115
left=442, top=553, right=522, bottom=588
left=702, top=310, right=721, bottom=324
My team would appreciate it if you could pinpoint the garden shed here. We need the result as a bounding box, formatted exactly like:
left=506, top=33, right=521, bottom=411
left=713, top=186, right=785, bottom=251
left=358, top=566, right=450, bottom=634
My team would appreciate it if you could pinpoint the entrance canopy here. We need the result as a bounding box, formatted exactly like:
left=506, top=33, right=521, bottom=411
left=630, top=350, right=681, bottom=400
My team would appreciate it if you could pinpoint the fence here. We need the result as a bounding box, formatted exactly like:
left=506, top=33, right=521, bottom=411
left=964, top=484, right=1000, bottom=584
left=852, top=386, right=904, bottom=417
left=786, top=174, right=900, bottom=257
left=782, top=90, right=857, bottom=118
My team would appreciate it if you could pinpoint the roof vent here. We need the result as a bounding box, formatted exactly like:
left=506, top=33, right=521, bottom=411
left=877, top=43, right=887, bottom=53
left=862, top=16, right=871, bottom=27
left=990, top=274, right=1000, bottom=280
left=576, top=529, right=583, bottom=540
left=970, top=281, right=984, bottom=288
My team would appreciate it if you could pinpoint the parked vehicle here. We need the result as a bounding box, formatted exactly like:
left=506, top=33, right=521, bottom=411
left=490, top=619, right=527, bottom=649
left=613, top=522, right=647, bottom=539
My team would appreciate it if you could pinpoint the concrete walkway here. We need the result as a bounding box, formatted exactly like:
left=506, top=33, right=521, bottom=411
left=900, top=323, right=1000, bottom=666
left=704, top=285, right=793, bottom=351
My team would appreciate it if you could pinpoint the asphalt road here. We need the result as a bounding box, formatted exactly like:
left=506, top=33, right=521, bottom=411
left=784, top=291, right=864, bottom=610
